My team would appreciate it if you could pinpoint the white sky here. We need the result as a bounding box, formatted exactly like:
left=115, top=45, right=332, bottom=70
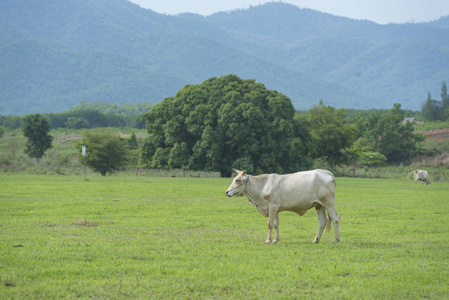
left=129, top=0, right=449, bottom=24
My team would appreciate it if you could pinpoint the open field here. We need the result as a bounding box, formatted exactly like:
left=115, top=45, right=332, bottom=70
left=1, top=174, right=448, bottom=298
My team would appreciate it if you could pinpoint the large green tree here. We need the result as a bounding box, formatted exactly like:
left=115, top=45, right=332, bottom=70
left=22, top=114, right=53, bottom=164
left=307, top=102, right=358, bottom=168
left=140, top=75, right=312, bottom=177
left=75, top=129, right=128, bottom=176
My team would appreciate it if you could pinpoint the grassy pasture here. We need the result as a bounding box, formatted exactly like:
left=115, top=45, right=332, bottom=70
left=0, top=174, right=448, bottom=299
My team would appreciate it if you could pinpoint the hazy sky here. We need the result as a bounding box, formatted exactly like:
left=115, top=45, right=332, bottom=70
left=129, top=0, right=449, bottom=24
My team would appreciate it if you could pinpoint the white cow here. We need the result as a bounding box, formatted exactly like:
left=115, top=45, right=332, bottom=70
left=225, top=169, right=340, bottom=244
left=407, top=170, right=430, bottom=185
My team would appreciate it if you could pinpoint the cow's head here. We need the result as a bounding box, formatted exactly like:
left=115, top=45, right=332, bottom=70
left=225, top=169, right=248, bottom=197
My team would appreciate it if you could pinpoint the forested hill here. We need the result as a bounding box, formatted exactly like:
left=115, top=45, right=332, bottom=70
left=1, top=0, right=449, bottom=115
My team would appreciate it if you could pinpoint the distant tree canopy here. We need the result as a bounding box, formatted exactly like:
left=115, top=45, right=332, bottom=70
left=140, top=75, right=312, bottom=177
left=45, top=100, right=152, bottom=129
left=357, top=103, right=425, bottom=162
left=421, top=82, right=449, bottom=121
left=69, top=100, right=153, bottom=116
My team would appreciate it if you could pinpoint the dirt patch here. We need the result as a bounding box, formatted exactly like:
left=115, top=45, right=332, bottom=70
left=420, top=128, right=449, bottom=141
left=71, top=220, right=98, bottom=227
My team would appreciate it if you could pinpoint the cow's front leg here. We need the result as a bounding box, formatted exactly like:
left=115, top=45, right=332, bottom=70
left=265, top=207, right=279, bottom=244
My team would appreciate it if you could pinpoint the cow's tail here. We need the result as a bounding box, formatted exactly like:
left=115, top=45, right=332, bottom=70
left=326, top=213, right=332, bottom=233
left=407, top=171, right=416, bottom=179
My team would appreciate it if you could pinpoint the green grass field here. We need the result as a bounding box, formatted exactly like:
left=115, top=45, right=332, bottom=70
left=1, top=174, right=448, bottom=299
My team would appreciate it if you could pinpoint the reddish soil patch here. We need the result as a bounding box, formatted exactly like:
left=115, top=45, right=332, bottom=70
left=420, top=128, right=449, bottom=142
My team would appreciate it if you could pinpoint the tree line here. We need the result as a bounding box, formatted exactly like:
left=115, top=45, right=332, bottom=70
left=0, top=101, right=152, bottom=130
left=6, top=75, right=432, bottom=176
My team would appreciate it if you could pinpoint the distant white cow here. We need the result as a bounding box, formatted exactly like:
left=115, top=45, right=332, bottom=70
left=407, top=170, right=430, bottom=185
left=225, top=169, right=340, bottom=244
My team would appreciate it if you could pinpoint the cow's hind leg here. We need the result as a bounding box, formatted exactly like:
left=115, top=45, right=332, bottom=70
left=265, top=218, right=274, bottom=244
left=327, top=205, right=340, bottom=243
left=313, top=206, right=327, bottom=243
left=273, top=214, right=280, bottom=243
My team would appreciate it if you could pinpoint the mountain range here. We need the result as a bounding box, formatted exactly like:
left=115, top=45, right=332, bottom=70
left=1, top=0, right=449, bottom=115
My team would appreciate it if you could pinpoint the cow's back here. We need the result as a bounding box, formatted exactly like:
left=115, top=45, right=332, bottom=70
left=282, top=169, right=335, bottom=191
left=417, top=170, right=429, bottom=178
left=269, top=169, right=335, bottom=214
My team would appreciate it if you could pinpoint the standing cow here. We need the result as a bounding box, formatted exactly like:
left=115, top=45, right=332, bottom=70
left=407, top=170, right=430, bottom=185
left=225, top=169, right=340, bottom=244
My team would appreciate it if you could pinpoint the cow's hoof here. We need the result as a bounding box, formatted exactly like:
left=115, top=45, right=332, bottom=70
left=312, top=238, right=320, bottom=243
left=264, top=240, right=272, bottom=244
left=272, top=239, right=279, bottom=244
left=333, top=238, right=340, bottom=243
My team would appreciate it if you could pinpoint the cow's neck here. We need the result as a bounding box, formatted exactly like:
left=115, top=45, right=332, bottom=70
left=244, top=175, right=265, bottom=206
left=243, top=175, right=271, bottom=217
